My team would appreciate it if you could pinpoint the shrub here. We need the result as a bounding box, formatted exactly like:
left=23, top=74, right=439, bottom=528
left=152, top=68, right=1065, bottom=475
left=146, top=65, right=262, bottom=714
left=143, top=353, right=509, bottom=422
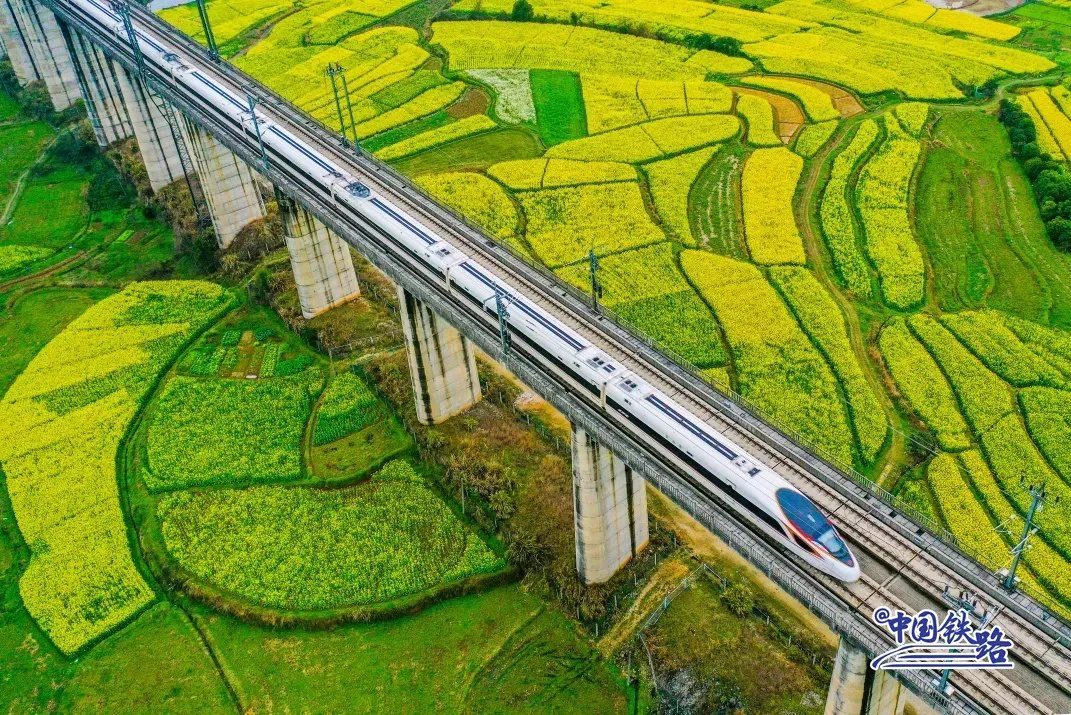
left=511, top=0, right=534, bottom=21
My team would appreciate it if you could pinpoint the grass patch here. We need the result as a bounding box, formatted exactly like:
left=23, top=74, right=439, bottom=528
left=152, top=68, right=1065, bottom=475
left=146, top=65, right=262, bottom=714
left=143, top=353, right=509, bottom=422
left=194, top=584, right=628, bottom=711
left=530, top=69, right=587, bottom=147
left=0, top=176, right=87, bottom=249
left=391, top=127, right=543, bottom=175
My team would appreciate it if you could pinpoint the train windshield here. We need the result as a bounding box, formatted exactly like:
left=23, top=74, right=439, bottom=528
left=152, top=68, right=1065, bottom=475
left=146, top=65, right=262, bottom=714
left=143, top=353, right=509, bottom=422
left=776, top=489, right=853, bottom=565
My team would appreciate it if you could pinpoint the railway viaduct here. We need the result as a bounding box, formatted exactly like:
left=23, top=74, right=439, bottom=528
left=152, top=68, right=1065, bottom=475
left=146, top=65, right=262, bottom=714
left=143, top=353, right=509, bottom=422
left=1, top=2, right=1069, bottom=713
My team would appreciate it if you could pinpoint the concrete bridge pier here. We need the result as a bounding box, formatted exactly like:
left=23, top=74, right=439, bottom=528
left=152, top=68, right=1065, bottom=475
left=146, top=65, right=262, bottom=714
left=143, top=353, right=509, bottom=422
left=824, top=639, right=935, bottom=715
left=572, top=425, right=649, bottom=584
left=64, top=29, right=131, bottom=145
left=397, top=286, right=482, bottom=424
left=280, top=197, right=360, bottom=319
left=0, top=0, right=40, bottom=84
left=114, top=68, right=186, bottom=191
left=10, top=0, right=78, bottom=110
left=179, top=116, right=264, bottom=248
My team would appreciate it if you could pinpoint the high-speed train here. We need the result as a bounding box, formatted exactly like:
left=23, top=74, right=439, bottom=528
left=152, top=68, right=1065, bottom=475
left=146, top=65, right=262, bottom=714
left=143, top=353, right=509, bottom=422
left=69, top=0, right=860, bottom=582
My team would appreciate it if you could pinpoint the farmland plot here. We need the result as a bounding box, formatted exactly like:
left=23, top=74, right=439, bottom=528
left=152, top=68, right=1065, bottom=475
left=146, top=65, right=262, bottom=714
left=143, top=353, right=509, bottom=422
left=0, top=282, right=230, bottom=653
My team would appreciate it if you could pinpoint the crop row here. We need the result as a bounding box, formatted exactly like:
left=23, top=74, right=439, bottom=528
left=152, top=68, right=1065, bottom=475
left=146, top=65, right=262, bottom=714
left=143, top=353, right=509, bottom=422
left=855, top=118, right=925, bottom=308
left=314, top=370, right=387, bottom=445
left=878, top=318, right=971, bottom=450
left=581, top=75, right=733, bottom=134
left=742, top=77, right=839, bottom=122
left=736, top=94, right=781, bottom=147
left=953, top=449, right=1071, bottom=614
left=939, top=311, right=1068, bottom=388
left=488, top=158, right=636, bottom=190
left=145, top=369, right=322, bottom=490
left=546, top=114, right=738, bottom=164
left=157, top=460, right=505, bottom=611
left=819, top=119, right=879, bottom=296
left=770, top=267, right=888, bottom=463
left=518, top=180, right=665, bottom=266
left=0, top=244, right=51, bottom=275
left=376, top=115, right=496, bottom=161
left=1024, top=89, right=1071, bottom=161
left=554, top=242, right=726, bottom=367
left=0, top=281, right=230, bottom=654
left=741, top=147, right=804, bottom=265
left=416, top=172, right=519, bottom=243
left=1016, top=95, right=1064, bottom=161
left=430, top=21, right=753, bottom=81
left=908, top=315, right=1015, bottom=434
left=644, top=146, right=720, bottom=244
left=681, top=250, right=855, bottom=466
left=793, top=120, right=837, bottom=158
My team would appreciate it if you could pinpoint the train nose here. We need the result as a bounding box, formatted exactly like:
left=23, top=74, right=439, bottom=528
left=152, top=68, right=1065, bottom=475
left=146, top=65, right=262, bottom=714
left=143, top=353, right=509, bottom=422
left=834, top=550, right=862, bottom=582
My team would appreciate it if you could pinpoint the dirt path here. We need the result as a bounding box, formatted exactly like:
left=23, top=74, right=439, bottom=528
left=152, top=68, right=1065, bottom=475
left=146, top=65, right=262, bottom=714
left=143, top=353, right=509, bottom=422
left=793, top=121, right=905, bottom=485
left=597, top=553, right=691, bottom=657
left=1, top=134, right=58, bottom=225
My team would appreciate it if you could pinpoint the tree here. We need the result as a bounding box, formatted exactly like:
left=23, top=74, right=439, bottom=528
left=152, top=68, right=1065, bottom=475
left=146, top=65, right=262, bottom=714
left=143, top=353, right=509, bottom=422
left=720, top=582, right=755, bottom=617
left=511, top=0, right=534, bottom=21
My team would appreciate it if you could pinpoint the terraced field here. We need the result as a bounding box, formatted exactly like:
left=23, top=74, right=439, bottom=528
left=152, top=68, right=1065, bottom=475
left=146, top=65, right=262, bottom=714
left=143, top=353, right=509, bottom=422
left=150, top=0, right=1071, bottom=616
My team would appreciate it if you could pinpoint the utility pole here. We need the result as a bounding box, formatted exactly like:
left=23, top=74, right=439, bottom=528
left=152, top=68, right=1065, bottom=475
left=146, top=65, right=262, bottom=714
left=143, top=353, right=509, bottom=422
left=339, top=71, right=359, bottom=151
left=1002, top=482, right=1052, bottom=591
left=110, top=1, right=143, bottom=74
left=244, top=89, right=269, bottom=173
left=495, top=287, right=511, bottom=357
left=193, top=0, right=220, bottom=61
left=325, top=63, right=349, bottom=148
left=588, top=249, right=602, bottom=312
left=936, top=587, right=991, bottom=696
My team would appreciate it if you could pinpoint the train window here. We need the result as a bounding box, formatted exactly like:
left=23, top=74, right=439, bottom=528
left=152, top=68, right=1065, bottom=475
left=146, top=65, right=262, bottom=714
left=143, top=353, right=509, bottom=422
left=722, top=486, right=784, bottom=534
left=789, top=531, right=817, bottom=555
left=346, top=182, right=371, bottom=198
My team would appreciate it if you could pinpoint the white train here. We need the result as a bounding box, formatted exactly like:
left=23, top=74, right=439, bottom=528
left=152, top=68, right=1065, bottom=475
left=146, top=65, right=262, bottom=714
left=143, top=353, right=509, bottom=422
left=71, top=0, right=860, bottom=582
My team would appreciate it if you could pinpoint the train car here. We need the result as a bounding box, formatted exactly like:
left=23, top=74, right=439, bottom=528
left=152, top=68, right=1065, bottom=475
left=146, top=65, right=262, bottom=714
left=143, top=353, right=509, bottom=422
left=70, top=0, right=859, bottom=582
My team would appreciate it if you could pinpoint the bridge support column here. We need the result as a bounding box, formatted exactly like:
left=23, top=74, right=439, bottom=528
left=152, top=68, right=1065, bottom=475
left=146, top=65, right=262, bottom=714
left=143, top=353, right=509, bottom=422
left=825, top=639, right=908, bottom=715
left=281, top=197, right=360, bottom=319
left=0, top=0, right=40, bottom=85
left=397, top=287, right=481, bottom=424
left=572, top=425, right=648, bottom=584
left=180, top=117, right=264, bottom=248
left=114, top=68, right=186, bottom=191
left=64, top=29, right=131, bottom=146
left=11, top=0, right=78, bottom=110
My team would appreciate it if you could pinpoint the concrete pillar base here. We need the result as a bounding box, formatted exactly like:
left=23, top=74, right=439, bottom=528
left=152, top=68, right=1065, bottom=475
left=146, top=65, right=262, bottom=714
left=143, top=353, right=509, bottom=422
left=825, top=639, right=909, bottom=715
left=180, top=116, right=264, bottom=248
left=15, top=0, right=78, bottom=111
left=397, top=286, right=482, bottom=424
left=282, top=199, right=360, bottom=319
left=572, top=425, right=649, bottom=584
left=65, top=29, right=131, bottom=146
left=0, top=0, right=40, bottom=85
left=115, top=68, right=186, bottom=192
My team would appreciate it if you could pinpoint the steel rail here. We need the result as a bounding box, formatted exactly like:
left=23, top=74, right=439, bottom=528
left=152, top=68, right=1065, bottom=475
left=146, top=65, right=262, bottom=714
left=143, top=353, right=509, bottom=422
left=41, top=2, right=1071, bottom=710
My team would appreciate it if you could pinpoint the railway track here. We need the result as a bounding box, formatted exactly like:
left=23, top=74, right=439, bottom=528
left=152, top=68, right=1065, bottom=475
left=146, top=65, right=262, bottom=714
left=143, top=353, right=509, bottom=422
left=56, top=5, right=1071, bottom=711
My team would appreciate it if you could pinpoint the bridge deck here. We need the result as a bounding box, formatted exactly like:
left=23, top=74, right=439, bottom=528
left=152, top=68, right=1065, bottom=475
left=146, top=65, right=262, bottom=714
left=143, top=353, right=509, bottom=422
left=44, top=2, right=1071, bottom=711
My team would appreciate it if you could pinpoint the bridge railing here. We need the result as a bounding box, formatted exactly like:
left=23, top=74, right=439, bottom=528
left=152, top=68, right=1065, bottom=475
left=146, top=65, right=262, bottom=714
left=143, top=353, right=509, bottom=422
left=131, top=4, right=1071, bottom=637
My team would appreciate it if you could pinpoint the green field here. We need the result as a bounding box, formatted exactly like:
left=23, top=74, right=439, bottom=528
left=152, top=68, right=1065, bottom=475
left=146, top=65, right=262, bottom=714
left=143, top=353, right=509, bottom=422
left=148, top=0, right=1071, bottom=616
